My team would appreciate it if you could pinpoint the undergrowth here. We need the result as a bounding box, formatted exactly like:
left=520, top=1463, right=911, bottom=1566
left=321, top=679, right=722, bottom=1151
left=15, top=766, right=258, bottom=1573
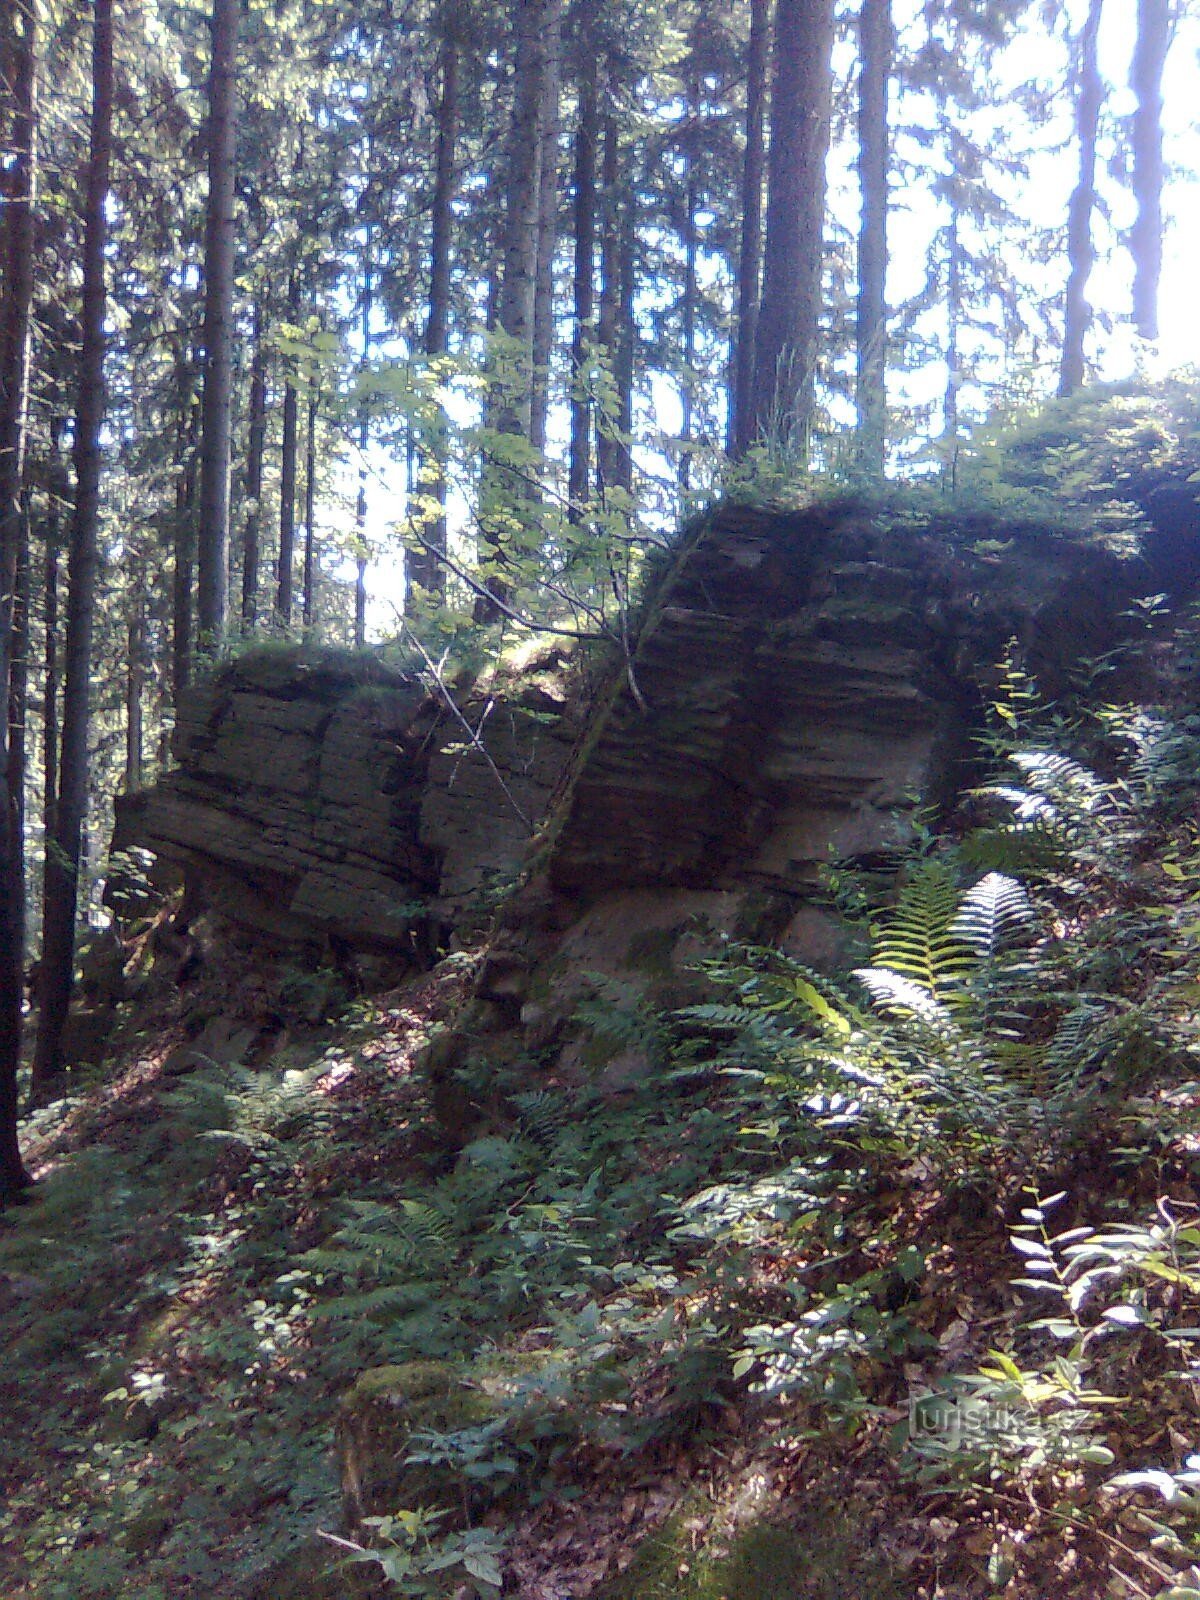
left=8, top=634, right=1200, bottom=1598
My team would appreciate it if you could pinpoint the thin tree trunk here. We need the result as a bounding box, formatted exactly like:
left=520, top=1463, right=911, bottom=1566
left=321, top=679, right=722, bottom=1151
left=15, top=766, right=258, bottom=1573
left=567, top=1, right=598, bottom=520
left=1130, top=0, right=1168, bottom=341
left=7, top=490, right=28, bottom=991
left=855, top=0, right=891, bottom=477
left=731, top=0, right=769, bottom=457
left=42, top=417, right=64, bottom=847
left=196, top=0, right=239, bottom=647
left=33, top=0, right=113, bottom=1099
left=596, top=104, right=621, bottom=502
left=354, top=558, right=367, bottom=647
left=530, top=3, right=563, bottom=455
left=302, top=381, right=317, bottom=628
left=277, top=372, right=297, bottom=626
left=409, top=23, right=458, bottom=599
left=241, top=302, right=266, bottom=625
left=0, top=0, right=36, bottom=1195
left=125, top=571, right=144, bottom=792
left=1060, top=0, right=1104, bottom=396
left=943, top=186, right=962, bottom=490
left=354, top=250, right=371, bottom=647
left=614, top=188, right=636, bottom=497
left=679, top=53, right=699, bottom=495
left=173, top=408, right=198, bottom=704
left=749, top=0, right=836, bottom=455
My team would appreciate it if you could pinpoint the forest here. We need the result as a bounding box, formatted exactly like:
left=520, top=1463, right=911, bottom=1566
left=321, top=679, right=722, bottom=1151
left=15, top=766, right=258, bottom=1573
left=6, top=0, right=1200, bottom=1595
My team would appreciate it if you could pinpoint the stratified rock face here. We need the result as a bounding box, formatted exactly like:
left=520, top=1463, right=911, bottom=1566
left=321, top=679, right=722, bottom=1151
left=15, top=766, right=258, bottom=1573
left=113, top=500, right=1145, bottom=996
left=474, top=499, right=1142, bottom=1076
left=546, top=500, right=1130, bottom=902
left=113, top=649, right=576, bottom=954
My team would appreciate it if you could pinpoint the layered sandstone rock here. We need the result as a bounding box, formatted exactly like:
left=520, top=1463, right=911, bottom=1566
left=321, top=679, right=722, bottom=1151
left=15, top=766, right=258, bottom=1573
left=111, top=648, right=577, bottom=956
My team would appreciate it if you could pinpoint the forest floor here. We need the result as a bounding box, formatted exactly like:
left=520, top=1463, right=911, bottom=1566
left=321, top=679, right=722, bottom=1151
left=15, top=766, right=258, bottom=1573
left=8, top=698, right=1200, bottom=1597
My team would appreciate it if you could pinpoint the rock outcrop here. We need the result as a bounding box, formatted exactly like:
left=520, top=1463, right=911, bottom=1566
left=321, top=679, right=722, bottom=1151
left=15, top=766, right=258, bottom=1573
left=112, top=648, right=578, bottom=958
left=114, top=496, right=1166, bottom=1047
left=465, top=497, right=1152, bottom=1079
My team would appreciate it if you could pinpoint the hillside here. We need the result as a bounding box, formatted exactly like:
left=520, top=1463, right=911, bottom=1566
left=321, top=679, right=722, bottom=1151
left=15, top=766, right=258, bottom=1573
left=8, top=473, right=1200, bottom=1599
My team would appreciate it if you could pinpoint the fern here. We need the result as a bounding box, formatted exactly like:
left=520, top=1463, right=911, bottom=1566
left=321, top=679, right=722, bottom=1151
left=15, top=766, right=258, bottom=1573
left=951, top=872, right=1034, bottom=959
left=852, top=968, right=954, bottom=1029
left=870, top=859, right=976, bottom=1000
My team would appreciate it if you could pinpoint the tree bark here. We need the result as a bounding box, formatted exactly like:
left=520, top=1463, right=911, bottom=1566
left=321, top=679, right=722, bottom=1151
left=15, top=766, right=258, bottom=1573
left=476, top=0, right=563, bottom=622
left=530, top=2, right=563, bottom=455
left=125, top=571, right=145, bottom=792
left=241, top=302, right=267, bottom=625
left=1130, top=0, right=1168, bottom=341
left=277, top=374, right=298, bottom=626
left=173, top=401, right=198, bottom=705
left=33, top=0, right=113, bottom=1100
left=354, top=250, right=371, bottom=647
left=302, top=381, right=317, bottom=628
left=196, top=0, right=239, bottom=647
left=1060, top=0, right=1105, bottom=396
left=748, top=0, right=836, bottom=455
left=678, top=49, right=700, bottom=495
left=943, top=182, right=963, bottom=490
left=855, top=0, right=891, bottom=477
left=408, top=21, right=458, bottom=600
left=0, top=0, right=35, bottom=1196
left=42, top=417, right=65, bottom=849
left=731, top=0, right=768, bottom=458
left=596, top=103, right=622, bottom=501
left=567, top=0, right=598, bottom=520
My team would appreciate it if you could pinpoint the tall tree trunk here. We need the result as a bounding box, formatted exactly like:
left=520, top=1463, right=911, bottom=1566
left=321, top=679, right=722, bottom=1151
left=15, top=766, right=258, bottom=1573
left=7, top=491, right=28, bottom=1014
left=277, top=369, right=297, bottom=626
left=42, top=417, right=65, bottom=848
left=1130, top=0, right=1168, bottom=341
left=497, top=0, right=553, bottom=433
left=33, top=0, right=113, bottom=1100
left=530, top=5, right=563, bottom=455
left=614, top=183, right=636, bottom=497
left=731, top=0, right=769, bottom=457
left=196, top=0, right=239, bottom=648
left=173, top=404, right=198, bottom=704
left=409, top=22, right=458, bottom=600
left=125, top=569, right=145, bottom=792
left=354, top=250, right=371, bottom=647
left=302, top=381, right=317, bottom=628
left=855, top=0, right=891, bottom=477
left=567, top=0, right=598, bottom=520
left=678, top=52, right=700, bottom=495
left=748, top=0, right=836, bottom=455
left=943, top=184, right=963, bottom=490
left=1060, top=0, right=1105, bottom=396
left=241, top=303, right=266, bottom=625
left=477, top=0, right=562, bottom=620
left=596, top=104, right=622, bottom=502
left=0, top=0, right=36, bottom=1196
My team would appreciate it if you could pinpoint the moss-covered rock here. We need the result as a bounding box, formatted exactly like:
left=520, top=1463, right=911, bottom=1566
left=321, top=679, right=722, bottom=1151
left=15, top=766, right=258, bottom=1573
left=595, top=1509, right=909, bottom=1599
left=336, top=1350, right=566, bottom=1531
left=336, top=1361, right=493, bottom=1527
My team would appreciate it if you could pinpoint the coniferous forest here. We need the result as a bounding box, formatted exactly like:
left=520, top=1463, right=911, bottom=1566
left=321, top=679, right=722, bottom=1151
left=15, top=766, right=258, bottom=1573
left=7, top=0, right=1200, bottom=1596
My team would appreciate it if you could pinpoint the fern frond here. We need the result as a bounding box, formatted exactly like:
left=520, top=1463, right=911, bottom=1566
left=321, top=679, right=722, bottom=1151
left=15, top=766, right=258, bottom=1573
left=952, top=873, right=1034, bottom=959
left=870, top=859, right=975, bottom=998
left=853, top=967, right=954, bottom=1028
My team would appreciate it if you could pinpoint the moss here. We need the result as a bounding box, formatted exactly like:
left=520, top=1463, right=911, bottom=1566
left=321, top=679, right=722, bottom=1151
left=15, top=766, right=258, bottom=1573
left=594, top=1508, right=909, bottom=1600
left=337, top=1361, right=495, bottom=1525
